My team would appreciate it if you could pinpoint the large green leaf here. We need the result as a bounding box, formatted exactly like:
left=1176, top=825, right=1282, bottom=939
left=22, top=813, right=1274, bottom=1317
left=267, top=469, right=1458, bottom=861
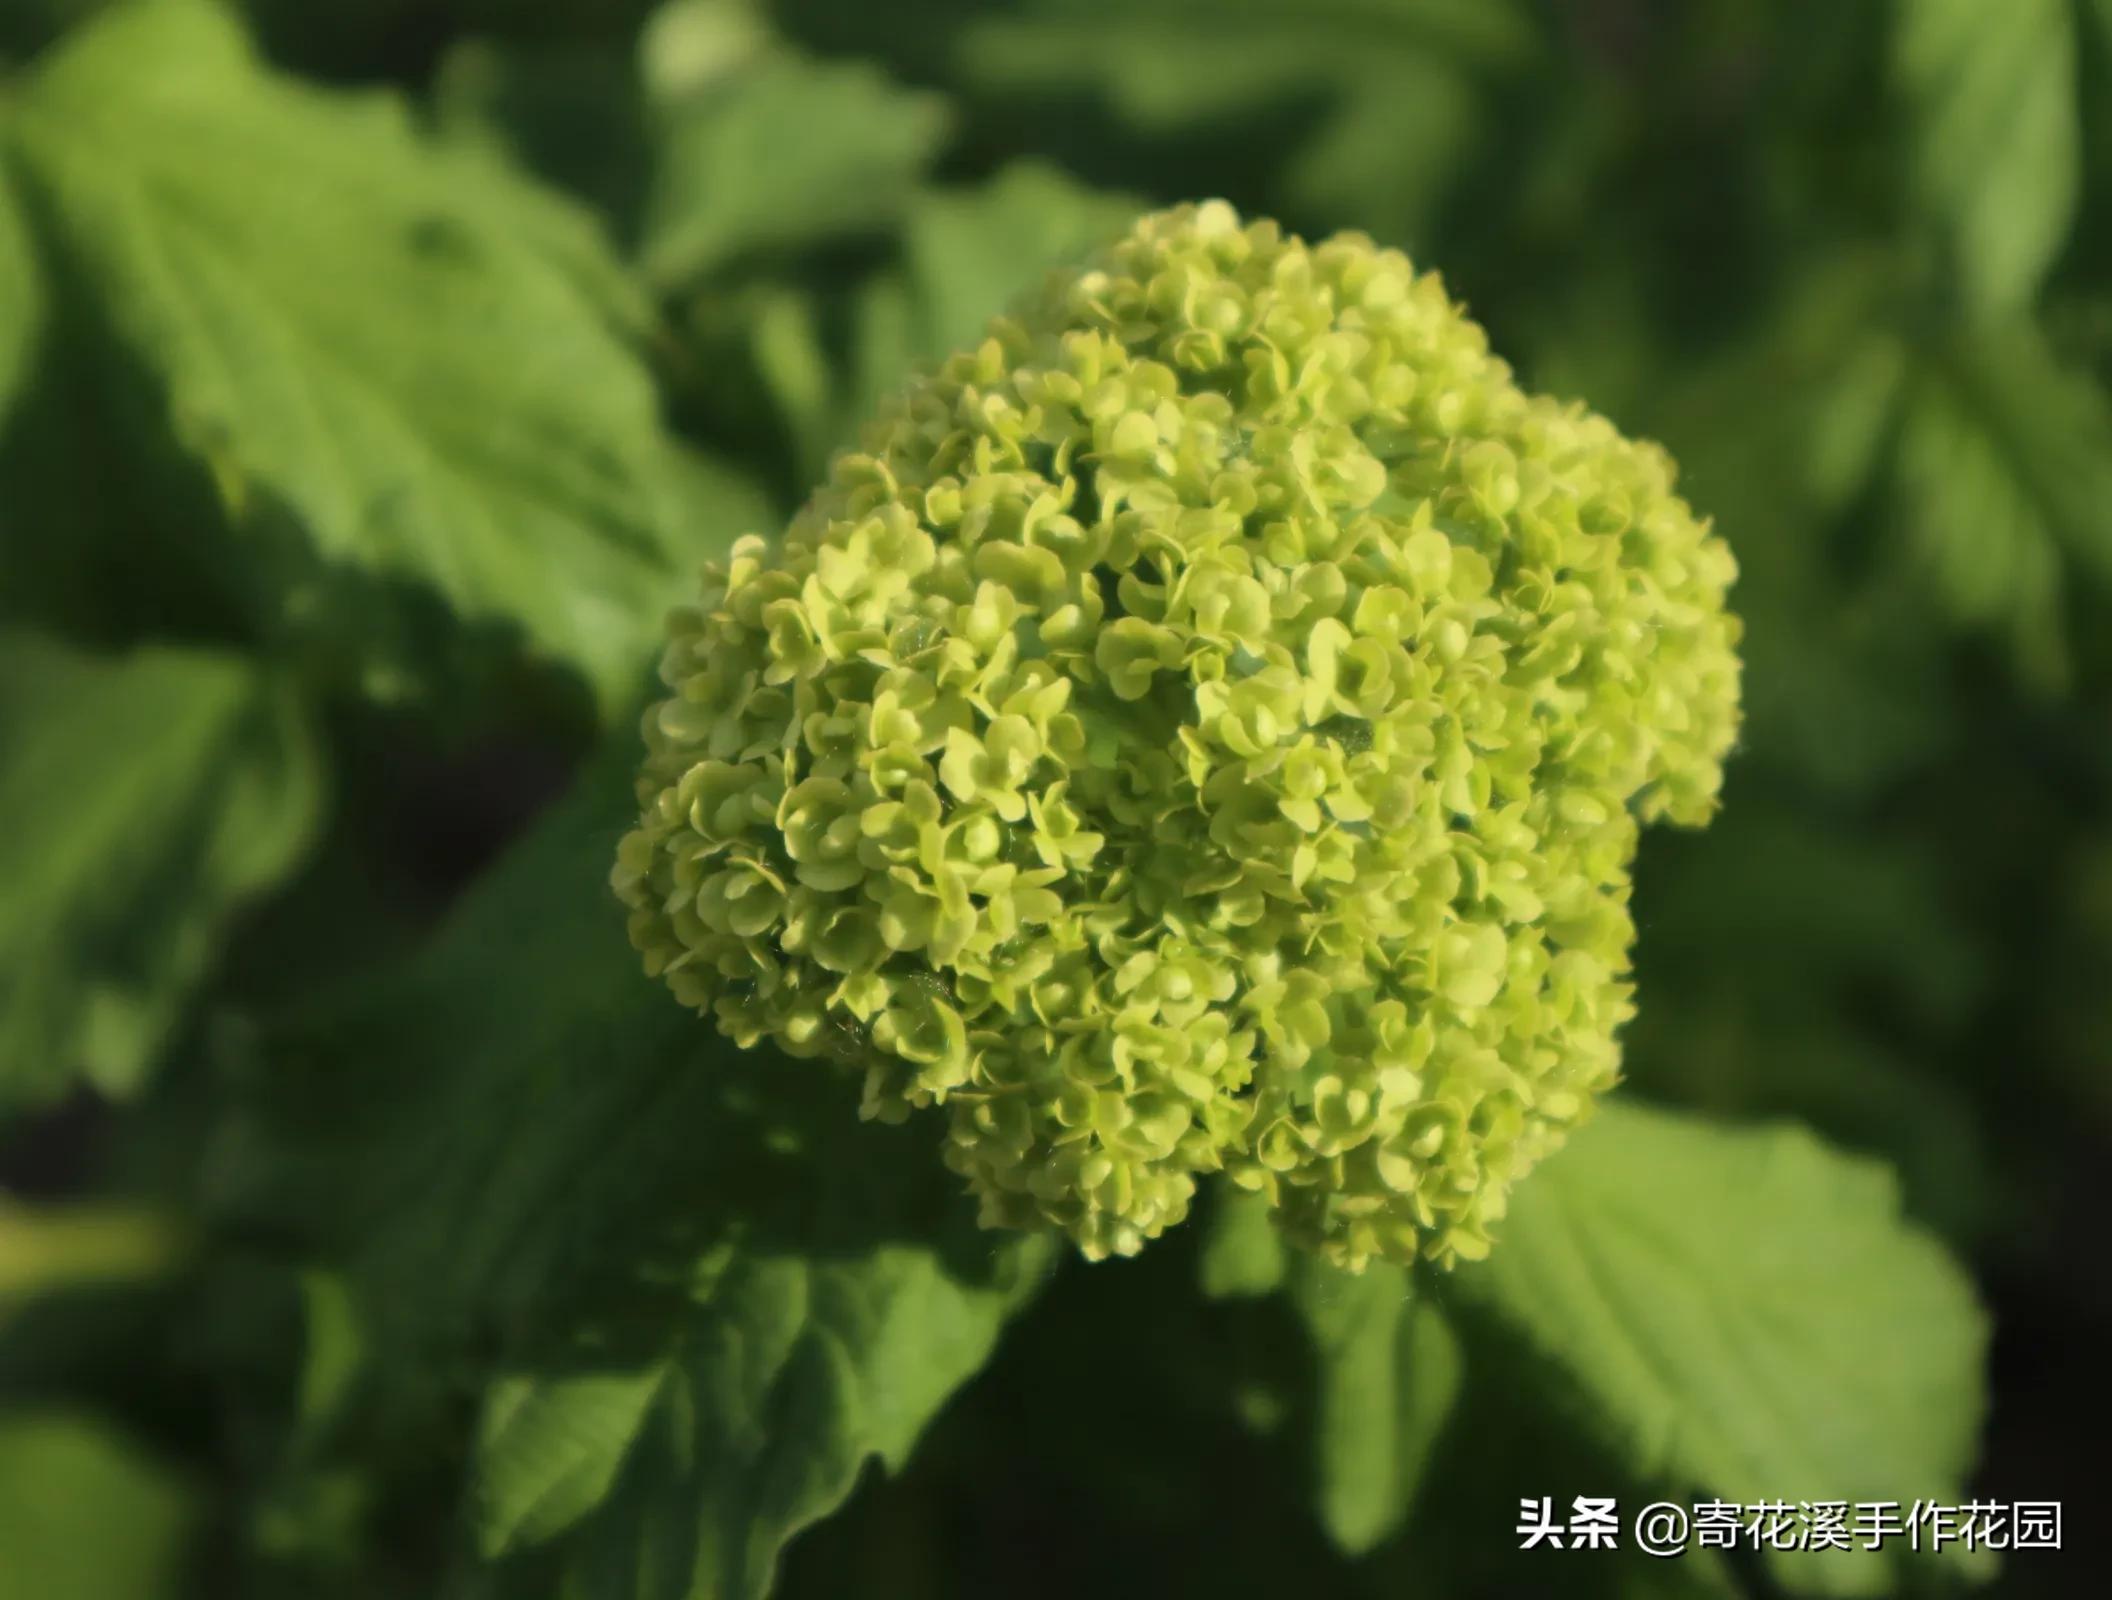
left=553, top=1235, right=1049, bottom=1599
left=1457, top=1099, right=1988, bottom=1596
left=1895, top=0, right=2079, bottom=314
left=5, top=0, right=724, bottom=712
left=219, top=742, right=1051, bottom=1599
left=0, top=1411, right=195, bottom=1600
left=0, top=629, right=317, bottom=1115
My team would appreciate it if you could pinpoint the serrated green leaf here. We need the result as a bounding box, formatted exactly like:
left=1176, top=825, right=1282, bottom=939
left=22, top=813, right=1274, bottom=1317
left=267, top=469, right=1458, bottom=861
left=0, top=629, right=318, bottom=1115
left=640, top=46, right=948, bottom=287
left=1895, top=0, right=2079, bottom=314
left=478, top=1365, right=669, bottom=1557
left=6, top=0, right=709, bottom=712
left=1289, top=1259, right=1460, bottom=1555
left=0, top=1410, right=194, bottom=1600
left=1458, top=1100, right=1987, bottom=1596
left=560, top=1238, right=1047, bottom=1600
left=220, top=743, right=1051, bottom=1599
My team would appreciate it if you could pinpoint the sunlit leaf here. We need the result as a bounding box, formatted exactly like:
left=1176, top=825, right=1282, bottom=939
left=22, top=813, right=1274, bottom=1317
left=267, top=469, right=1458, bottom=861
left=7, top=0, right=724, bottom=711
left=476, top=1365, right=668, bottom=1556
left=219, top=744, right=1052, bottom=1598
left=1460, top=1100, right=1988, bottom=1596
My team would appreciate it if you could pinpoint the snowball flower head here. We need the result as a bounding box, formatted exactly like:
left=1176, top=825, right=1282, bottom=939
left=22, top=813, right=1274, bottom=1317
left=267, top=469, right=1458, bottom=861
left=614, top=201, right=1741, bottom=1270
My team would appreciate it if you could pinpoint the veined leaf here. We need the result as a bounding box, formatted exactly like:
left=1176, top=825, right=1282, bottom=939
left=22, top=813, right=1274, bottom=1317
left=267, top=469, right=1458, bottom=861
left=0, top=629, right=318, bottom=1115
left=6, top=0, right=726, bottom=712
left=220, top=743, right=1051, bottom=1599
left=477, top=1365, right=669, bottom=1557
left=1458, top=1099, right=1987, bottom=1596
left=557, top=1237, right=1048, bottom=1599
left=1895, top=0, right=2079, bottom=314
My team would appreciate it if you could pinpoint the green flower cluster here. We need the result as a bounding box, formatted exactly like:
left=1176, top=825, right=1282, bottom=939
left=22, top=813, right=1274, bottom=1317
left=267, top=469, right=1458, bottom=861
left=615, top=201, right=1740, bottom=1269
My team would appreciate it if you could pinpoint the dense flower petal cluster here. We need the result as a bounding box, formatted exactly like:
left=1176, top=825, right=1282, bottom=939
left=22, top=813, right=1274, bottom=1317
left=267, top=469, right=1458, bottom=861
left=615, top=201, right=1740, bottom=1269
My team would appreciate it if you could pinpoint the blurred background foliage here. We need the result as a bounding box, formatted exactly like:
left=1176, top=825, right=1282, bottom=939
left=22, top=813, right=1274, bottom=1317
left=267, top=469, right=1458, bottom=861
left=0, top=0, right=2106, bottom=1595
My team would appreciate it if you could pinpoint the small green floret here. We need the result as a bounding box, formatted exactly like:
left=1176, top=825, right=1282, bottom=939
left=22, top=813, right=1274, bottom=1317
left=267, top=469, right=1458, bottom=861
left=615, top=201, right=1741, bottom=1269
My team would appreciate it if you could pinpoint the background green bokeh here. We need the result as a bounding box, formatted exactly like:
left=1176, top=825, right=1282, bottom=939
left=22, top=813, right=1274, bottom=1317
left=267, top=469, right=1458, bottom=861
left=0, top=1, right=2105, bottom=1596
